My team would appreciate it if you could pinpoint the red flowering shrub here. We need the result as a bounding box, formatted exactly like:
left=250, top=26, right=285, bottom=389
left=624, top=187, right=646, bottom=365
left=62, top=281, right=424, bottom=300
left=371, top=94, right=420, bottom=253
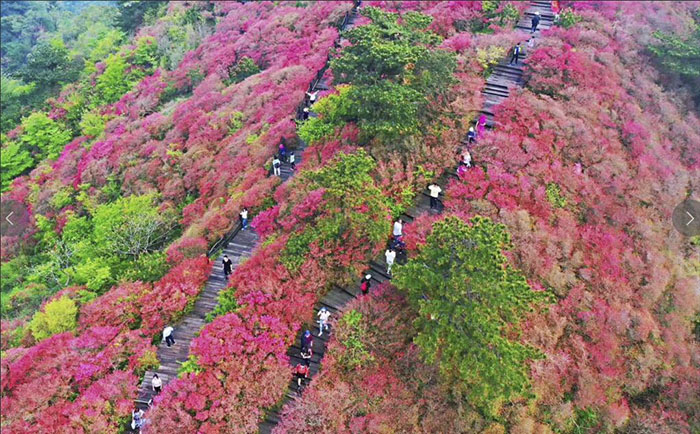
left=165, top=236, right=209, bottom=265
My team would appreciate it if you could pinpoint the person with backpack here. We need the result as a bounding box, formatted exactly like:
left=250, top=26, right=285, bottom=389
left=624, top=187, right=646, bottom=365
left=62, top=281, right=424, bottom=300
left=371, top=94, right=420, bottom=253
left=240, top=207, right=249, bottom=230
left=272, top=156, right=281, bottom=176
left=289, top=151, right=296, bottom=170
left=360, top=274, right=372, bottom=295
left=317, top=307, right=331, bottom=336
left=509, top=42, right=521, bottom=65
left=531, top=11, right=541, bottom=33
left=428, top=183, right=442, bottom=209
left=293, top=363, right=310, bottom=389
left=301, top=330, right=313, bottom=351
left=385, top=247, right=396, bottom=275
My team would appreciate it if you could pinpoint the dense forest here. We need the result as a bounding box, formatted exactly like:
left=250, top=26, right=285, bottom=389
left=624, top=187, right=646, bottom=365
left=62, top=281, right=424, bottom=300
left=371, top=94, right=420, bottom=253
left=0, top=1, right=698, bottom=433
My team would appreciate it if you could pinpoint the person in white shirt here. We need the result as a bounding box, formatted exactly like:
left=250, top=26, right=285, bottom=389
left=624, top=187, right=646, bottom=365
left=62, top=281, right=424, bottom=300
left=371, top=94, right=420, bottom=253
left=317, top=307, right=331, bottom=336
left=392, top=219, right=403, bottom=238
left=385, top=248, right=396, bottom=274
left=305, top=90, right=319, bottom=104
left=428, top=184, right=442, bottom=209
left=151, top=374, right=162, bottom=394
left=131, top=407, right=145, bottom=431
left=289, top=152, right=296, bottom=170
left=163, top=326, right=175, bottom=347
left=272, top=157, right=281, bottom=176
left=240, top=207, right=248, bottom=229
left=461, top=150, right=472, bottom=167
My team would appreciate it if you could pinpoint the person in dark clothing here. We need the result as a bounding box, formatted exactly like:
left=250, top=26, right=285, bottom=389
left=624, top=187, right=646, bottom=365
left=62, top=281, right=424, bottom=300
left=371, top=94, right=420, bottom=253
left=279, top=142, right=287, bottom=162
left=301, top=346, right=313, bottom=365
left=467, top=127, right=476, bottom=144
left=531, top=12, right=540, bottom=33
left=222, top=255, right=233, bottom=278
left=360, top=274, right=372, bottom=295
left=301, top=330, right=313, bottom=351
left=509, top=42, right=521, bottom=65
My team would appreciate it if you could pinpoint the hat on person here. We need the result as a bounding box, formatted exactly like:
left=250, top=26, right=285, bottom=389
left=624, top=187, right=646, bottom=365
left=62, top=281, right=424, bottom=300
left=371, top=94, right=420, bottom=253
left=304, top=330, right=311, bottom=336
left=365, top=274, right=371, bottom=280
left=469, top=127, right=474, bottom=132
left=536, top=11, right=540, bottom=15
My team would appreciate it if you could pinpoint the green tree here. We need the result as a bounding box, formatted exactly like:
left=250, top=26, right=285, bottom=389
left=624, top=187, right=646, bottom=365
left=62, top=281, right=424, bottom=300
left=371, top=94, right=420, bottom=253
left=19, top=112, right=72, bottom=160
left=0, top=76, right=36, bottom=132
left=393, top=216, right=550, bottom=416
left=648, top=8, right=700, bottom=107
left=116, top=0, right=167, bottom=34
left=281, top=150, right=391, bottom=272
left=96, top=53, right=132, bottom=105
left=0, top=139, right=34, bottom=191
left=648, top=8, right=700, bottom=79
left=91, top=193, right=178, bottom=258
left=21, top=37, right=81, bottom=87
left=29, top=295, right=78, bottom=341
left=307, top=7, right=456, bottom=145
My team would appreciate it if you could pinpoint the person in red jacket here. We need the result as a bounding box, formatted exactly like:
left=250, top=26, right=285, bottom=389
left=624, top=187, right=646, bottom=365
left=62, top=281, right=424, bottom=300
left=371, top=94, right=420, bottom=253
left=293, top=363, right=310, bottom=388
left=360, top=274, right=372, bottom=295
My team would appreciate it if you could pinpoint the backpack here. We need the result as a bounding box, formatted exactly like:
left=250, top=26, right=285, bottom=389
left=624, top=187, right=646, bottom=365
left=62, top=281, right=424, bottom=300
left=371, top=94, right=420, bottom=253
left=274, top=161, right=280, bottom=168
left=361, top=281, right=369, bottom=292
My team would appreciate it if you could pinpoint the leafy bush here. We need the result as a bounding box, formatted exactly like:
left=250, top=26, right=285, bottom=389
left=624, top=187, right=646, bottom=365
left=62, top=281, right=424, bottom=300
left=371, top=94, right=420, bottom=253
left=335, top=309, right=374, bottom=371
left=19, top=112, right=72, bottom=160
left=280, top=150, right=391, bottom=273
left=29, top=295, right=78, bottom=341
left=545, top=182, right=567, bottom=208
left=556, top=8, right=583, bottom=29
left=79, top=111, right=106, bottom=137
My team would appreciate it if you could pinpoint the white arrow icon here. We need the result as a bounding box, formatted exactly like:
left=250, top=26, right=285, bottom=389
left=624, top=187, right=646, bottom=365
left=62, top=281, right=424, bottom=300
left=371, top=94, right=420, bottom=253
left=5, top=211, right=14, bottom=226
left=687, top=211, right=695, bottom=226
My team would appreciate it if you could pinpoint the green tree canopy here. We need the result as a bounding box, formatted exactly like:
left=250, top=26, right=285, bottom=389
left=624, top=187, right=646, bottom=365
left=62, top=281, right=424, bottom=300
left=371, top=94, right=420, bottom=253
left=29, top=295, right=78, bottom=341
left=281, top=150, right=391, bottom=272
left=20, top=37, right=81, bottom=87
left=648, top=8, right=700, bottom=79
left=393, top=216, right=550, bottom=416
left=19, top=112, right=72, bottom=160
left=301, top=6, right=456, bottom=146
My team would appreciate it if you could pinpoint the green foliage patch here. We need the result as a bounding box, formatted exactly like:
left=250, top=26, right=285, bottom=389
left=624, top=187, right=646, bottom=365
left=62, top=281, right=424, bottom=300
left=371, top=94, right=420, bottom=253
left=393, top=216, right=551, bottom=417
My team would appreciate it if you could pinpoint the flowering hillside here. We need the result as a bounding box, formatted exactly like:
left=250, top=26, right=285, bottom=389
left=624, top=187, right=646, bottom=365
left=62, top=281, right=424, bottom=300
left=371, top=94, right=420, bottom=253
left=1, top=1, right=698, bottom=433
